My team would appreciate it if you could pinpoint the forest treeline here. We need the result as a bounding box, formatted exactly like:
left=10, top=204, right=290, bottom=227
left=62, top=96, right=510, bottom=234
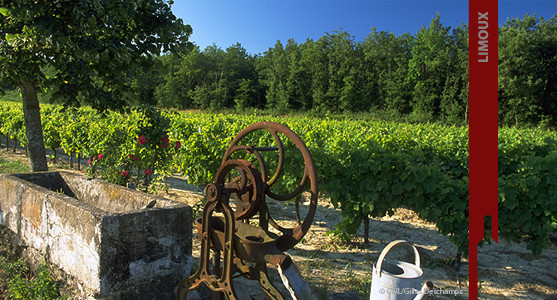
left=24, top=14, right=557, bottom=127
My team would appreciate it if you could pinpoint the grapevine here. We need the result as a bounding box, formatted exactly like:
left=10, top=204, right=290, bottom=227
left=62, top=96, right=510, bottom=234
left=0, top=101, right=555, bottom=257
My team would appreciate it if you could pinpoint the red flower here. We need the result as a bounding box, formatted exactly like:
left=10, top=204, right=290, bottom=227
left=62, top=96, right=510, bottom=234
left=98, top=154, right=103, bottom=160
left=175, top=141, right=181, bottom=149
left=144, top=169, right=152, bottom=176
left=121, top=170, right=129, bottom=177
left=129, top=154, right=140, bottom=161
left=160, top=137, right=169, bottom=148
left=138, top=135, right=147, bottom=145
left=87, top=159, right=90, bottom=165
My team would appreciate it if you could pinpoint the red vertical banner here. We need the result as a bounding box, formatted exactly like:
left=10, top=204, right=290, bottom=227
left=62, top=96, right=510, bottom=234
left=469, top=0, right=499, bottom=299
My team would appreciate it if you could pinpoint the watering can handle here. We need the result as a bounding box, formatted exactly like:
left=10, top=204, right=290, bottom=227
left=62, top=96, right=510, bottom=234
left=376, top=240, right=420, bottom=277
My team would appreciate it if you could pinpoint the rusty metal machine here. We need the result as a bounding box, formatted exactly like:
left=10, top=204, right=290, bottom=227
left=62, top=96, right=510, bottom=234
left=177, top=122, right=318, bottom=300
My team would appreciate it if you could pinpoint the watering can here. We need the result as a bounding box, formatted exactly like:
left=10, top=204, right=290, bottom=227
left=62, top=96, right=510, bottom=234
left=370, top=240, right=432, bottom=300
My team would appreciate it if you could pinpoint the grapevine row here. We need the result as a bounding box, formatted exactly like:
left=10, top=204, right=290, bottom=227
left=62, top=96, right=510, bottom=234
left=1, top=101, right=556, bottom=257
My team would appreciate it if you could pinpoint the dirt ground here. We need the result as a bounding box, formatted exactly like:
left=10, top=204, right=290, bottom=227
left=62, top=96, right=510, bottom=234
left=1, top=148, right=557, bottom=299
left=160, top=176, right=557, bottom=300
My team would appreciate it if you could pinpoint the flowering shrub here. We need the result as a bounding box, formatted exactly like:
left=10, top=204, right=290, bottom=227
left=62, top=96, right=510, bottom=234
left=160, top=137, right=169, bottom=148
left=86, top=105, right=181, bottom=192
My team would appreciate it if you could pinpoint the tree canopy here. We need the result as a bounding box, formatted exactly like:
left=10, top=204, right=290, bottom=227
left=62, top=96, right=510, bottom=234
left=121, top=14, right=555, bottom=129
left=1, top=0, right=192, bottom=108
left=2, top=11, right=555, bottom=129
left=0, top=0, right=193, bottom=171
left=498, top=14, right=557, bottom=127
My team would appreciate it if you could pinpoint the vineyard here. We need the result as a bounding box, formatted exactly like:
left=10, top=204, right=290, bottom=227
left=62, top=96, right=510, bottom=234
left=1, top=100, right=556, bottom=260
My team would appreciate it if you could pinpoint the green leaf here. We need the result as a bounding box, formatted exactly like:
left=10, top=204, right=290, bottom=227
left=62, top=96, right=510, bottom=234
left=5, top=33, right=18, bottom=43
left=87, top=17, right=97, bottom=28
left=0, top=7, right=10, bottom=16
left=502, top=193, right=519, bottom=210
left=391, top=183, right=403, bottom=195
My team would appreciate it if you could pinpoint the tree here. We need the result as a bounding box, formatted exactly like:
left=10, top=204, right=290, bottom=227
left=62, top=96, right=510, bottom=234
left=306, top=37, right=330, bottom=112
left=223, top=43, right=257, bottom=108
left=126, top=57, right=165, bottom=107
left=191, top=45, right=230, bottom=109
left=234, top=78, right=256, bottom=109
left=155, top=48, right=203, bottom=109
left=362, top=29, right=414, bottom=114
left=499, top=14, right=557, bottom=127
left=440, top=24, right=469, bottom=124
left=288, top=39, right=314, bottom=110
left=325, top=30, right=362, bottom=112
left=0, top=0, right=192, bottom=171
left=258, top=40, right=289, bottom=111
left=407, top=14, right=452, bottom=120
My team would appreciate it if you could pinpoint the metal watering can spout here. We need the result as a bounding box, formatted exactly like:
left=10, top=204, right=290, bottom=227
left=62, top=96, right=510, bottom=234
left=412, top=281, right=433, bottom=300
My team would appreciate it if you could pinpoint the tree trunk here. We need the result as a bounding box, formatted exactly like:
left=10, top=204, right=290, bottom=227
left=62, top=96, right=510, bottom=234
left=465, top=101, right=469, bottom=124
left=52, top=148, right=57, bottom=163
left=363, top=216, right=369, bottom=244
left=20, top=78, right=48, bottom=172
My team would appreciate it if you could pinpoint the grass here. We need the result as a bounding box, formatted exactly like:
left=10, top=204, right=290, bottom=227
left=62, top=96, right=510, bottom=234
left=0, top=154, right=29, bottom=174
left=0, top=257, right=65, bottom=300
left=295, top=257, right=376, bottom=299
left=345, top=271, right=373, bottom=297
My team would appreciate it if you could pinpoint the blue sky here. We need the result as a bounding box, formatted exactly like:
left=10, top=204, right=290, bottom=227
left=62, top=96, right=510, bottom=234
left=172, top=1, right=556, bottom=55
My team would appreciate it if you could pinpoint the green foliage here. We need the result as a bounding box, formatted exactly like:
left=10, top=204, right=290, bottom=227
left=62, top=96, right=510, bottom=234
left=143, top=14, right=554, bottom=129
left=498, top=14, right=557, bottom=127
left=42, top=106, right=63, bottom=152
left=0, top=103, right=25, bottom=143
left=155, top=50, right=202, bottom=109
left=155, top=43, right=263, bottom=111
left=58, top=107, right=96, bottom=157
left=1, top=101, right=556, bottom=258
left=0, top=90, right=21, bottom=103
left=85, top=106, right=181, bottom=192
left=3, top=12, right=554, bottom=129
left=0, top=257, right=63, bottom=299
left=498, top=127, right=557, bottom=254
left=0, top=155, right=29, bottom=174
left=362, top=29, right=414, bottom=114
left=440, top=24, right=469, bottom=124
left=85, top=108, right=141, bottom=186
left=235, top=78, right=257, bottom=109
left=408, top=14, right=452, bottom=117
left=1, top=0, right=193, bottom=172
left=0, top=0, right=193, bottom=109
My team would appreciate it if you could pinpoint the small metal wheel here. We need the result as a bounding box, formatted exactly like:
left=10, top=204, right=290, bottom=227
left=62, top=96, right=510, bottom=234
left=220, top=121, right=318, bottom=252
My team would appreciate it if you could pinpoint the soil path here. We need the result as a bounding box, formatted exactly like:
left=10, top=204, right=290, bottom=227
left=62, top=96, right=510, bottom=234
left=161, top=175, right=557, bottom=300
